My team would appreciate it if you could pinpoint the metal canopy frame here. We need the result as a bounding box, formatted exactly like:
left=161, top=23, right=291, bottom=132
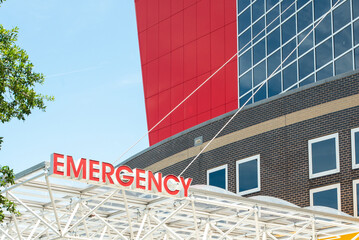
left=1, top=162, right=359, bottom=240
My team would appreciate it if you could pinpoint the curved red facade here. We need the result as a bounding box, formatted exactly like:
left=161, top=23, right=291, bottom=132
left=135, top=0, right=238, bottom=145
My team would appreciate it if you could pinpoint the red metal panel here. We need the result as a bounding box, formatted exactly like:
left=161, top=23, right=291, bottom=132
left=184, top=41, right=197, bottom=81
left=197, top=110, right=211, bottom=124
left=159, top=0, right=171, bottom=21
left=211, top=104, right=226, bottom=119
left=171, top=11, right=184, bottom=50
left=211, top=0, right=225, bottom=31
left=158, top=89, right=171, bottom=128
left=146, top=59, right=159, bottom=97
left=149, top=131, right=159, bottom=146
left=184, top=4, right=197, bottom=44
left=171, top=0, right=184, bottom=15
left=170, top=83, right=184, bottom=124
left=146, top=94, right=159, bottom=131
left=225, top=59, right=238, bottom=103
left=171, top=121, right=184, bottom=136
left=134, top=0, right=147, bottom=33
left=171, top=47, right=184, bottom=87
left=225, top=22, right=237, bottom=59
left=225, top=0, right=237, bottom=25
left=139, top=32, right=147, bottom=65
left=211, top=70, right=226, bottom=108
left=197, top=72, right=211, bottom=113
left=197, top=0, right=210, bottom=38
left=211, top=28, right=225, bottom=70
left=184, top=116, right=197, bottom=130
left=141, top=64, right=148, bottom=97
left=158, top=126, right=171, bottom=142
left=158, top=54, right=171, bottom=92
left=147, top=0, right=159, bottom=27
left=226, top=100, right=238, bottom=112
left=184, top=0, right=197, bottom=8
left=147, top=25, right=159, bottom=62
left=184, top=78, right=198, bottom=118
left=197, top=34, right=211, bottom=75
left=159, top=18, right=171, bottom=56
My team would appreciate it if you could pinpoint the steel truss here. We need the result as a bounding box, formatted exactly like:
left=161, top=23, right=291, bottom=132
left=1, top=162, right=359, bottom=239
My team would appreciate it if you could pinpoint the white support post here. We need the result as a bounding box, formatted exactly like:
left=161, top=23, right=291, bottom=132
left=149, top=215, right=183, bottom=240
left=100, top=226, right=107, bottom=240
left=122, top=190, right=134, bottom=239
left=287, top=221, right=311, bottom=240
left=79, top=203, right=90, bottom=238
left=217, top=210, right=253, bottom=240
left=27, top=220, right=40, bottom=240
left=311, top=217, right=316, bottom=240
left=147, top=213, right=153, bottom=240
left=45, top=175, right=62, bottom=234
left=254, top=207, right=260, bottom=240
left=202, top=223, right=210, bottom=240
left=63, top=203, right=80, bottom=234
left=190, top=198, right=199, bottom=240
left=136, top=211, right=148, bottom=240
left=0, top=228, right=14, bottom=240
left=266, top=232, right=279, bottom=240
left=7, top=191, right=60, bottom=236
left=210, top=223, right=233, bottom=240
left=12, top=213, right=22, bottom=240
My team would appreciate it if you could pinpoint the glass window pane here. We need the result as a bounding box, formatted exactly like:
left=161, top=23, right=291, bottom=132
left=253, top=17, right=265, bottom=44
left=297, top=3, right=313, bottom=33
left=268, top=73, right=282, bottom=97
left=268, top=50, right=280, bottom=76
left=354, top=0, right=359, bottom=19
left=253, top=61, right=266, bottom=86
left=239, top=49, right=252, bottom=75
left=253, top=40, right=265, bottom=65
left=315, top=14, right=332, bottom=44
left=238, top=159, right=258, bottom=193
left=333, top=0, right=350, bottom=33
left=283, top=62, right=298, bottom=90
left=311, top=138, right=337, bottom=174
left=313, top=188, right=338, bottom=209
left=238, top=0, right=250, bottom=12
left=266, top=6, right=280, bottom=32
left=209, top=169, right=226, bottom=189
left=299, top=74, right=314, bottom=87
left=297, top=0, right=310, bottom=9
left=355, top=47, right=359, bottom=70
left=267, top=0, right=279, bottom=10
left=317, top=63, right=333, bottom=81
left=282, top=16, right=296, bottom=44
left=252, top=0, right=264, bottom=22
left=267, top=27, right=280, bottom=55
left=355, top=132, right=359, bottom=165
left=334, top=26, right=352, bottom=58
left=354, top=20, right=359, bottom=46
left=239, top=71, right=252, bottom=95
left=238, top=8, right=251, bottom=34
left=335, top=51, right=353, bottom=74
left=239, top=29, right=251, bottom=51
left=298, top=28, right=313, bottom=56
left=282, top=39, right=296, bottom=66
left=314, top=0, right=330, bottom=20
left=316, top=38, right=333, bottom=69
left=254, top=84, right=267, bottom=102
left=299, top=50, right=314, bottom=79
left=240, top=91, right=253, bottom=107
left=281, top=0, right=295, bottom=21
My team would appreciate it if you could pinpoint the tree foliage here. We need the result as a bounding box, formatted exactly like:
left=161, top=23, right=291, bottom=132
left=0, top=166, right=19, bottom=222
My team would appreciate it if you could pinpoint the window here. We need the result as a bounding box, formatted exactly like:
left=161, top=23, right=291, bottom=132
left=352, top=127, right=359, bottom=169
left=236, top=155, right=260, bottom=195
left=353, top=180, right=359, bottom=217
left=308, top=133, right=340, bottom=178
left=310, top=184, right=341, bottom=210
left=207, top=165, right=227, bottom=190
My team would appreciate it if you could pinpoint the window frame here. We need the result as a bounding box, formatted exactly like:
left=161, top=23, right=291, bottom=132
left=309, top=183, right=341, bottom=211
left=353, top=179, right=359, bottom=217
left=207, top=164, right=228, bottom=191
left=236, top=155, right=261, bottom=196
left=351, top=127, right=359, bottom=169
left=308, top=133, right=340, bottom=179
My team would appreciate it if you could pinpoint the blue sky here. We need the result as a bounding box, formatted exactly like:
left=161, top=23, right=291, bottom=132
left=0, top=0, right=149, bottom=173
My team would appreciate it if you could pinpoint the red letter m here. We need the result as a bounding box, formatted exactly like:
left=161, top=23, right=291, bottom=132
left=66, top=156, right=87, bottom=179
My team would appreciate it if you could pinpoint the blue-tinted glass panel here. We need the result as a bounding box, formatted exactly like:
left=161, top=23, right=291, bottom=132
left=253, top=40, right=265, bottom=65
left=238, top=159, right=258, bottom=193
left=254, top=84, right=267, bottom=102
left=239, top=29, right=251, bottom=51
left=238, top=0, right=250, bottom=12
left=297, top=3, right=313, bottom=32
left=334, top=26, right=352, bottom=58
left=355, top=131, right=359, bottom=165
left=332, top=0, right=341, bottom=6
left=239, top=71, right=252, bottom=95
left=266, top=6, right=279, bottom=32
left=313, top=188, right=338, bottom=209
left=316, top=38, right=333, bottom=69
left=253, top=61, right=266, bottom=86
left=315, top=14, right=332, bottom=44
left=314, top=0, right=330, bottom=20
left=311, top=137, right=337, bottom=174
left=317, top=64, right=333, bottom=81
left=354, top=20, right=359, bottom=45
left=240, top=92, right=253, bottom=107
left=282, top=39, right=296, bottom=66
left=299, top=74, right=314, bottom=87
left=268, top=73, right=282, bottom=97
left=239, top=50, right=252, bottom=74
left=355, top=47, right=359, bottom=69
left=333, top=0, right=350, bottom=33
left=335, top=51, right=353, bottom=74
left=238, top=9, right=251, bottom=34
left=298, top=28, right=313, bottom=56
left=267, top=28, right=280, bottom=55
left=253, top=17, right=265, bottom=43
left=282, top=16, right=296, bottom=44
left=299, top=50, right=314, bottom=79
left=283, top=62, right=297, bottom=90
left=267, top=0, right=279, bottom=10
left=209, top=169, right=226, bottom=189
left=268, top=50, right=280, bottom=76
left=297, top=0, right=310, bottom=9
left=252, top=0, right=264, bottom=22
left=354, top=0, right=359, bottom=19
left=281, top=0, right=295, bottom=21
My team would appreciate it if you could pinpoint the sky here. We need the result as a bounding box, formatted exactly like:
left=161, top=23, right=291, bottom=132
left=0, top=0, right=150, bottom=173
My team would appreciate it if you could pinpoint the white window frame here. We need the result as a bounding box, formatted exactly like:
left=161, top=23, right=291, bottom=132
left=207, top=164, right=228, bottom=191
left=353, top=179, right=359, bottom=217
left=310, top=183, right=341, bottom=211
left=236, top=155, right=261, bottom=196
left=351, top=127, right=359, bottom=169
left=308, top=133, right=340, bottom=179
